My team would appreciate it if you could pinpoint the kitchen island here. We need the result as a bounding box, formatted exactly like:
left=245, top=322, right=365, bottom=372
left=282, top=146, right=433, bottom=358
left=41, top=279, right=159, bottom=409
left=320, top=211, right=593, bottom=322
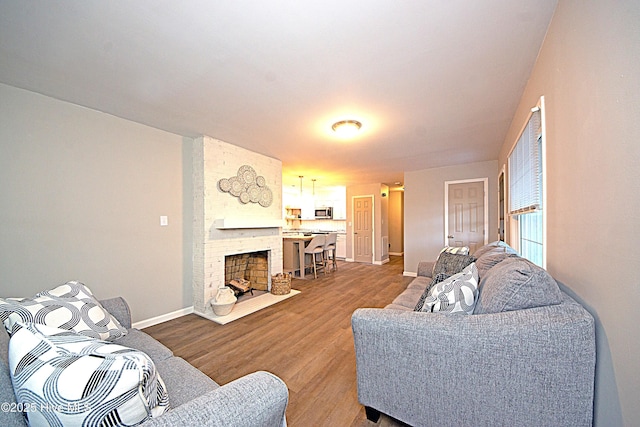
left=282, top=234, right=313, bottom=279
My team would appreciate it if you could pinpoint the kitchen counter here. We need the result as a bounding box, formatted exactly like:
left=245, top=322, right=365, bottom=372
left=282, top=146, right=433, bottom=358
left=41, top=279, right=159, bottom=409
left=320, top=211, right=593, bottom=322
left=283, top=231, right=346, bottom=278
left=283, top=235, right=313, bottom=279
left=283, top=229, right=346, bottom=235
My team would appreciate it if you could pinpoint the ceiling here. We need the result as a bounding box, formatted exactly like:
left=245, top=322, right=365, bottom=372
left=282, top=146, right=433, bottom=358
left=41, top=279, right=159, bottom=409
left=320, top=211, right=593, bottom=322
left=0, top=1, right=558, bottom=190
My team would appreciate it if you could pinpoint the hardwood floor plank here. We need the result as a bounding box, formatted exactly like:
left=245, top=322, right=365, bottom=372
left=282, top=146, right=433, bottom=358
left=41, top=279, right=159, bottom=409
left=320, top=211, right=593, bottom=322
left=144, top=256, right=413, bottom=426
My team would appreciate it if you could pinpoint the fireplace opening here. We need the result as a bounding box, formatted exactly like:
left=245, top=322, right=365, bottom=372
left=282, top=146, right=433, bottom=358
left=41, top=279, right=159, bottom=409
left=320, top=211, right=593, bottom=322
left=224, top=251, right=270, bottom=293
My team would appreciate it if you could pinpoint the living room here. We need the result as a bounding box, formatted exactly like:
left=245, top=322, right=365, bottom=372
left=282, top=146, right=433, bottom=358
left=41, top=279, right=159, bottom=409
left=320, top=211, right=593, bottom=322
left=0, top=1, right=638, bottom=426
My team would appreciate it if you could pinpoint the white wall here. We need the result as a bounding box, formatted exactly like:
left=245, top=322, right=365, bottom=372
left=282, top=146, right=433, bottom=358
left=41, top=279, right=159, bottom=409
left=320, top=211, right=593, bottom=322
left=192, top=136, right=283, bottom=315
left=0, top=84, right=190, bottom=323
left=404, top=160, right=499, bottom=274
left=498, top=1, right=640, bottom=425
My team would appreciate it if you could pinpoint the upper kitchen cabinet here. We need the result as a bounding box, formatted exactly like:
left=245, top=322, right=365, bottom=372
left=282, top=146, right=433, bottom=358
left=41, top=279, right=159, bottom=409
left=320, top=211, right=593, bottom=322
left=314, top=186, right=346, bottom=220
left=283, top=183, right=346, bottom=220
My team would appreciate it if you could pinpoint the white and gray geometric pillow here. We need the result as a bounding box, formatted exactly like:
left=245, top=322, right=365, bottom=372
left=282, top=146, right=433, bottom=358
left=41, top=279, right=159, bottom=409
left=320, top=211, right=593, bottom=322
left=418, top=263, right=479, bottom=315
left=8, top=322, right=169, bottom=427
left=414, top=272, right=450, bottom=311
left=0, top=281, right=127, bottom=341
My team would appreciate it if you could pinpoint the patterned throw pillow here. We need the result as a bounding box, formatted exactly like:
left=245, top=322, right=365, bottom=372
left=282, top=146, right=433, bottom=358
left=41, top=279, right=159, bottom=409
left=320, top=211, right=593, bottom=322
left=0, top=281, right=127, bottom=341
left=418, top=263, right=479, bottom=314
left=8, top=322, right=169, bottom=427
left=414, top=272, right=449, bottom=311
left=439, top=246, right=470, bottom=256
left=432, top=252, right=476, bottom=278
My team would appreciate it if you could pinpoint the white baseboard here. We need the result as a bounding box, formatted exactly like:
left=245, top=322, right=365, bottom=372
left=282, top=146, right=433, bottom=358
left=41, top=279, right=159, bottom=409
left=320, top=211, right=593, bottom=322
left=373, top=258, right=390, bottom=265
left=133, top=306, right=194, bottom=329
left=403, top=271, right=418, bottom=277
left=389, top=251, right=404, bottom=256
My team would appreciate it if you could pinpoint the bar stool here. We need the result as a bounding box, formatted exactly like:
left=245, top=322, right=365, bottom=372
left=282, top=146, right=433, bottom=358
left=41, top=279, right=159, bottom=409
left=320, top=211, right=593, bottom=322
left=304, top=234, right=326, bottom=279
left=323, top=232, right=338, bottom=272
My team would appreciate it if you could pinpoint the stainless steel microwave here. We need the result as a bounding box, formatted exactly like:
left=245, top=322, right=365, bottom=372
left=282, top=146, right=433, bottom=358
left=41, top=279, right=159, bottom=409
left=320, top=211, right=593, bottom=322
left=314, top=207, right=333, bottom=219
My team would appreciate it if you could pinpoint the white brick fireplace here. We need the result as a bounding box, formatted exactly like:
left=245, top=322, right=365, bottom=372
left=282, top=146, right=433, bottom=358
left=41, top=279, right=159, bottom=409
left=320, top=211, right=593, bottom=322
left=192, top=136, right=283, bottom=318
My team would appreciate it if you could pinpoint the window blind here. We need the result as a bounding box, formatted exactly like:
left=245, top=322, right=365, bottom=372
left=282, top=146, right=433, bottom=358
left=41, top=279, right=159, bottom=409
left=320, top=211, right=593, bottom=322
left=509, top=109, right=542, bottom=215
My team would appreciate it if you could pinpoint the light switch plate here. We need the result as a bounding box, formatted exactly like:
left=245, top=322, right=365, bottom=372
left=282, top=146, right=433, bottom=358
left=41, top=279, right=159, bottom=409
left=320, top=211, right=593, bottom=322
left=160, top=216, right=168, bottom=226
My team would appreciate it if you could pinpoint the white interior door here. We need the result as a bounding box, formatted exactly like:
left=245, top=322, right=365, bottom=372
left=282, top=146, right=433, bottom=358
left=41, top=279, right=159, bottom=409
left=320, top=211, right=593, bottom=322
left=445, top=180, right=487, bottom=253
left=353, top=196, right=373, bottom=263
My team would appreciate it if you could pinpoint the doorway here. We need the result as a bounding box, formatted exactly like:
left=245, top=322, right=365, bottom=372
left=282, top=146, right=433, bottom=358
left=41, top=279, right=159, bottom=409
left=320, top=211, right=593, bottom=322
left=444, top=178, right=488, bottom=253
left=353, top=196, right=373, bottom=263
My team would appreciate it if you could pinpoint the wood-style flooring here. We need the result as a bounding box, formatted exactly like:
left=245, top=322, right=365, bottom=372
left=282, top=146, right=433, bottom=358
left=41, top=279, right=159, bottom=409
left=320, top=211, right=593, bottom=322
left=144, top=256, right=413, bottom=427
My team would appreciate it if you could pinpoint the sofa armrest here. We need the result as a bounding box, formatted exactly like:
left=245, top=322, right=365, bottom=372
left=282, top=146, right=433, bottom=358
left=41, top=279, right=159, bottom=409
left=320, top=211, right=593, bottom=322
left=351, top=302, right=595, bottom=427
left=99, top=297, right=132, bottom=329
left=416, top=261, right=434, bottom=277
left=142, top=371, right=288, bottom=427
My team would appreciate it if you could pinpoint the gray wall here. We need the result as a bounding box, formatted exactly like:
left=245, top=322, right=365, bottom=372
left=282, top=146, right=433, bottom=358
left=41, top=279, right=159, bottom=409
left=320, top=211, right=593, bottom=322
left=497, top=1, right=639, bottom=425
left=0, top=84, right=191, bottom=323
left=404, top=160, right=499, bottom=274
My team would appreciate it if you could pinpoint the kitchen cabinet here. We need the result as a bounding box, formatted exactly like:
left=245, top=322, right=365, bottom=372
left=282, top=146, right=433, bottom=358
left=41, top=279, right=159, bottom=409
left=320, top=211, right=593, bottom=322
left=283, top=185, right=346, bottom=220
left=332, top=200, right=346, bottom=220
left=336, top=233, right=346, bottom=259
left=300, top=195, right=315, bottom=219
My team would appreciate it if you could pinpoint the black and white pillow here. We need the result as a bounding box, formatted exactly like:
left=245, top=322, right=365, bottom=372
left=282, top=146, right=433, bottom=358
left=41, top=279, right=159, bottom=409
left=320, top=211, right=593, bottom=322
left=8, top=322, right=169, bottom=427
left=418, top=263, right=479, bottom=315
left=0, top=281, right=127, bottom=341
left=439, top=246, right=470, bottom=256
left=431, top=251, right=476, bottom=278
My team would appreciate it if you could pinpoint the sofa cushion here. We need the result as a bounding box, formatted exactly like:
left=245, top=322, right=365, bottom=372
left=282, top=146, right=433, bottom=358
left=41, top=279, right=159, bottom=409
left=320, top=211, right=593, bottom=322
left=0, top=281, right=127, bottom=341
left=406, top=276, right=433, bottom=292
left=474, top=257, right=563, bottom=314
left=392, top=287, right=428, bottom=310
left=8, top=322, right=169, bottom=426
left=432, top=252, right=476, bottom=277
left=472, top=240, right=517, bottom=258
left=417, top=263, right=479, bottom=314
left=112, top=329, right=174, bottom=363
left=155, top=356, right=219, bottom=408
left=475, top=252, right=519, bottom=278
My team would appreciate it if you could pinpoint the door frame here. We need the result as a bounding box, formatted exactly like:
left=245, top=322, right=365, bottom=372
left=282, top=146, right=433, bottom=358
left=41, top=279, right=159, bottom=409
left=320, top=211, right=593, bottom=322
left=443, top=178, right=489, bottom=247
left=351, top=195, right=374, bottom=263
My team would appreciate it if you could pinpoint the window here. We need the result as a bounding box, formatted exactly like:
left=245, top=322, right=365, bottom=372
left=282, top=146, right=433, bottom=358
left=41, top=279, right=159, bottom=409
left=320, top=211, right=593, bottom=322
left=508, top=97, right=545, bottom=267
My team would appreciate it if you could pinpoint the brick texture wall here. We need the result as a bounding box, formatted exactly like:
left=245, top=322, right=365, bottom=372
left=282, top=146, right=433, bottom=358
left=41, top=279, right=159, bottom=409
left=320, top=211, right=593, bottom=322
left=192, top=136, right=283, bottom=316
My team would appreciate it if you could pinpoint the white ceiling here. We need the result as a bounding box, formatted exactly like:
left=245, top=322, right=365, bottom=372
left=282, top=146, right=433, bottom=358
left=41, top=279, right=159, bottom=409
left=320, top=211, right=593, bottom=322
left=0, top=0, right=558, bottom=190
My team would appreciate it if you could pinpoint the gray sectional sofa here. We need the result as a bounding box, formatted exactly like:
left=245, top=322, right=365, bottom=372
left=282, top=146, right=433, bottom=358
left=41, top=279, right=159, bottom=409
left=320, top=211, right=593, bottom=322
left=1, top=295, right=289, bottom=427
left=352, top=241, right=596, bottom=427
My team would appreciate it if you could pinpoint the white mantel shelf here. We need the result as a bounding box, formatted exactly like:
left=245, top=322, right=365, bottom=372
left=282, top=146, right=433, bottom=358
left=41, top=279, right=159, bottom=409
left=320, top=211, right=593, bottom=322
left=213, top=218, right=284, bottom=229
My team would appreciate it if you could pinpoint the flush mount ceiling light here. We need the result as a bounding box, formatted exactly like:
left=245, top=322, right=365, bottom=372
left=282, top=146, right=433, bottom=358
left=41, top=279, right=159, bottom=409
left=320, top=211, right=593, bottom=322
left=331, top=120, right=362, bottom=138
